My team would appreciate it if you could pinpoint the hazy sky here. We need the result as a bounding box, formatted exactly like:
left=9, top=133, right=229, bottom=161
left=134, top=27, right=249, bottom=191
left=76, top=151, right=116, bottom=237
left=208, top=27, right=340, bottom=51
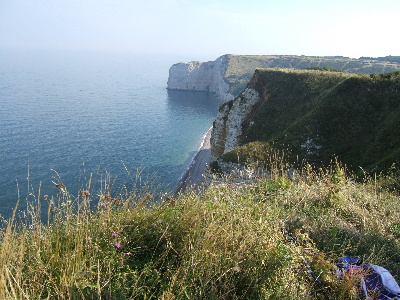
left=0, top=0, right=399, bottom=60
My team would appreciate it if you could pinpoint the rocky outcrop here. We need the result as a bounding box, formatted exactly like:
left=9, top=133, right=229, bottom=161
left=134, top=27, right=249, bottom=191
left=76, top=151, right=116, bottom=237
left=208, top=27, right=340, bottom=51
left=210, top=88, right=261, bottom=160
left=167, top=55, right=233, bottom=102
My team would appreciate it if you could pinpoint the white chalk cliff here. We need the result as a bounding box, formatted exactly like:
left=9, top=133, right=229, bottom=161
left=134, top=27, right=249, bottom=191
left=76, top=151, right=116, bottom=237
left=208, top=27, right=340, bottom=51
left=167, top=55, right=233, bottom=102
left=210, top=88, right=261, bottom=160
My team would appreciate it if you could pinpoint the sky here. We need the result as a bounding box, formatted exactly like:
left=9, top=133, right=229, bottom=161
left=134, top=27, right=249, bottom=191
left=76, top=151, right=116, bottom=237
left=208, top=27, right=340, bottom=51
left=0, top=0, right=399, bottom=60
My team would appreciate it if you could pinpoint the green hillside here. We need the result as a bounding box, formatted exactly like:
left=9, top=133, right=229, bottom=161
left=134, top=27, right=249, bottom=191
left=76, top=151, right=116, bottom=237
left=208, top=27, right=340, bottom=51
left=221, top=69, right=400, bottom=173
left=224, top=55, right=400, bottom=97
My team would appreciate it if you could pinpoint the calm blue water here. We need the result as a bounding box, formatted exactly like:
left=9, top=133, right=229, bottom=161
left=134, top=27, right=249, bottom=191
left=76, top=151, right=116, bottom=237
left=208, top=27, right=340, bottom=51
left=0, top=49, right=220, bottom=219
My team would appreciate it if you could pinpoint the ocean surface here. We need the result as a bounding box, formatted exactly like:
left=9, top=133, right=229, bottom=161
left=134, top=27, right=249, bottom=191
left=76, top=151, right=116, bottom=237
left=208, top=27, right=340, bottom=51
left=0, top=49, right=220, bottom=219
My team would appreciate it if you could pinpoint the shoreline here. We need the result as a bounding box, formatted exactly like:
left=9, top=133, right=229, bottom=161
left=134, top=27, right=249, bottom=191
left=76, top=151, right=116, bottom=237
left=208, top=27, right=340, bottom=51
left=174, top=127, right=212, bottom=195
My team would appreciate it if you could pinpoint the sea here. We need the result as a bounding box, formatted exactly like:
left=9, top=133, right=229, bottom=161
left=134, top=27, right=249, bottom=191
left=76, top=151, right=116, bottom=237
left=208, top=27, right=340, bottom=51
left=0, top=49, right=221, bottom=220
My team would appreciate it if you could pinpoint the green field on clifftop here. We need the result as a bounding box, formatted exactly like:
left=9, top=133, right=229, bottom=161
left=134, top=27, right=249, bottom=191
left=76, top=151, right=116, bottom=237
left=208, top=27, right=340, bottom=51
left=220, top=68, right=400, bottom=173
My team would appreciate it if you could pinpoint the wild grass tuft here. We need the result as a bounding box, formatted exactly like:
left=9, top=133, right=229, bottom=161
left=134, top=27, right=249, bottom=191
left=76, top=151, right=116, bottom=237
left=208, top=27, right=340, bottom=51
left=0, top=161, right=399, bottom=299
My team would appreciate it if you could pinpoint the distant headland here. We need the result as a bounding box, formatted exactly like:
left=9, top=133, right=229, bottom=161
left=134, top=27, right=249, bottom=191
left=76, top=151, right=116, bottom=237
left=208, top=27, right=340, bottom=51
left=167, top=54, right=400, bottom=102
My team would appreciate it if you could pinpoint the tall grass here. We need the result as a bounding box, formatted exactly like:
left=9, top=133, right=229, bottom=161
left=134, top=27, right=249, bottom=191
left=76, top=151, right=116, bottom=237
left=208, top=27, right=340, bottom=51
left=0, top=161, right=399, bottom=299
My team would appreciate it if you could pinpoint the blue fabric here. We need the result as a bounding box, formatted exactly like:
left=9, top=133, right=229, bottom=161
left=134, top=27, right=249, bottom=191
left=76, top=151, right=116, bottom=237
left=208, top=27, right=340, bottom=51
left=363, top=264, right=400, bottom=299
left=337, top=256, right=400, bottom=300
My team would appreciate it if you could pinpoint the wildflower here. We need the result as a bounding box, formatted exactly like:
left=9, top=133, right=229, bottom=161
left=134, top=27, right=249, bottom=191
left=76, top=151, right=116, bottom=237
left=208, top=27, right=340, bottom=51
left=111, top=233, right=117, bottom=238
left=213, top=197, right=218, bottom=203
left=114, top=243, right=121, bottom=249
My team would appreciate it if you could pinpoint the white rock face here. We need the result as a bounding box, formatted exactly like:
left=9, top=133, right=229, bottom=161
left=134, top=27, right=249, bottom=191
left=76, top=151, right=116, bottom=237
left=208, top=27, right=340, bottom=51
left=211, top=88, right=261, bottom=160
left=167, top=55, right=233, bottom=102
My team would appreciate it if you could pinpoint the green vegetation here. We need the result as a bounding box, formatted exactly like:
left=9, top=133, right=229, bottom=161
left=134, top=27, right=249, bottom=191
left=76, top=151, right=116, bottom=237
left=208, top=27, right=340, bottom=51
left=306, top=66, right=343, bottom=72
left=228, top=68, right=400, bottom=174
left=361, top=56, right=400, bottom=64
left=220, top=141, right=291, bottom=173
left=224, top=55, right=400, bottom=97
left=0, top=161, right=399, bottom=299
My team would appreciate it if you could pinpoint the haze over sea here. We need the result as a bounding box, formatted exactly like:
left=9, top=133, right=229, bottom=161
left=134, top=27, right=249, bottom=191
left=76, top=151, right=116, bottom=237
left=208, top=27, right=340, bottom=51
left=0, top=49, right=220, bottom=219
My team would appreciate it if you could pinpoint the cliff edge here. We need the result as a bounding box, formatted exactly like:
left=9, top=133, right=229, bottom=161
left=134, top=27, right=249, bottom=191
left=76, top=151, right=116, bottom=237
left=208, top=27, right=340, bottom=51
left=167, top=55, right=233, bottom=102
left=211, top=68, right=400, bottom=172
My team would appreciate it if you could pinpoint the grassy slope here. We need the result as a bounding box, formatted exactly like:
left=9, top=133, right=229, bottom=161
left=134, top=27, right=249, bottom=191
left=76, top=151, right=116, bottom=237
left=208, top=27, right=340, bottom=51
left=0, top=165, right=399, bottom=299
left=224, top=69, right=400, bottom=173
left=224, top=55, right=400, bottom=97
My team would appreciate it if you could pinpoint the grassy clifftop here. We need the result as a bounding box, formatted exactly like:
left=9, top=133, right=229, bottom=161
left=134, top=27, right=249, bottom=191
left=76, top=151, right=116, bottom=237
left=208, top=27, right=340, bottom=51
left=0, top=163, right=399, bottom=299
left=221, top=68, right=400, bottom=173
left=224, top=54, right=400, bottom=97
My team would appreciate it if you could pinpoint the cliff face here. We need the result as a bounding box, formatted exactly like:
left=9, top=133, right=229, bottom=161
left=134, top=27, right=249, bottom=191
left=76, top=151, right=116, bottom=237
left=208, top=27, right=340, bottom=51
left=167, top=55, right=233, bottom=102
left=210, top=88, right=260, bottom=160
left=211, top=68, right=400, bottom=172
